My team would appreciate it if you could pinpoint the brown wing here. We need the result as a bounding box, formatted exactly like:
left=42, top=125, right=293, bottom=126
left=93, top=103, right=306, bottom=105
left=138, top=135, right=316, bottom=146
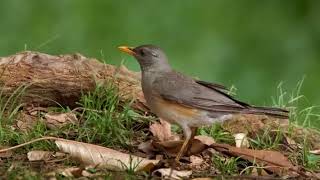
left=152, top=72, right=250, bottom=115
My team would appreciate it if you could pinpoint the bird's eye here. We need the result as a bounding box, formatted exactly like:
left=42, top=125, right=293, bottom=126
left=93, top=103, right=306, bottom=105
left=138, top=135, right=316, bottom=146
left=140, top=49, right=145, bottom=56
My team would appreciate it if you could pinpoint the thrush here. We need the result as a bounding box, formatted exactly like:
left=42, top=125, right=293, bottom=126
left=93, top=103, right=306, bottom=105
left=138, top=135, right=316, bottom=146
left=118, top=44, right=289, bottom=162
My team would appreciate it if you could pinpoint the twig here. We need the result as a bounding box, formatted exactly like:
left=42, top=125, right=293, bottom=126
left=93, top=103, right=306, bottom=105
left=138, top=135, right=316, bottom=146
left=0, top=136, right=61, bottom=153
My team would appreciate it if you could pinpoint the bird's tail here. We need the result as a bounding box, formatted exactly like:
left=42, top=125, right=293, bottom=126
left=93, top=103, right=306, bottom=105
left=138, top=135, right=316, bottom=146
left=242, top=106, right=289, bottom=119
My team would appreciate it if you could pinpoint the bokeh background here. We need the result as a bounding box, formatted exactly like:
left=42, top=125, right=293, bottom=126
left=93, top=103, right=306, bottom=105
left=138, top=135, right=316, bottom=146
left=1, top=1, right=319, bottom=124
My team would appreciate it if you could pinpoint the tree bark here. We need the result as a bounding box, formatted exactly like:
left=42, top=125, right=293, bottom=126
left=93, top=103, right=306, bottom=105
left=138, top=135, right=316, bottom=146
left=0, top=51, right=147, bottom=110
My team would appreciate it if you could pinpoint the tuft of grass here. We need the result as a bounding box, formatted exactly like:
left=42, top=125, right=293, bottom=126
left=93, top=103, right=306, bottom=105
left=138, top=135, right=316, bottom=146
left=0, top=84, right=28, bottom=146
left=212, top=155, right=243, bottom=175
left=297, top=138, right=320, bottom=171
left=76, top=83, right=147, bottom=149
left=0, top=84, right=27, bottom=125
left=119, top=155, right=142, bottom=176
left=272, top=77, right=320, bottom=128
left=249, top=126, right=285, bottom=150
left=198, top=124, right=234, bottom=144
left=0, top=83, right=57, bottom=151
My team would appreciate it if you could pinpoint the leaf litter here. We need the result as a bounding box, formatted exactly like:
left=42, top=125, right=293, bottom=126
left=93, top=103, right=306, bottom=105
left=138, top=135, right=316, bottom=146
left=1, top=107, right=320, bottom=178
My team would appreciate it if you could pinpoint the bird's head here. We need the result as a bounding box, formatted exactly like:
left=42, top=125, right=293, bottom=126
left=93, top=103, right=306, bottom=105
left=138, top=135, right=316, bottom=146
left=118, top=44, right=171, bottom=72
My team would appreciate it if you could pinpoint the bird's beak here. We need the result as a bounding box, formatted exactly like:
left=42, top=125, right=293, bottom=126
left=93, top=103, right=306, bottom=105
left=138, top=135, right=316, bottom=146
left=118, top=46, right=136, bottom=56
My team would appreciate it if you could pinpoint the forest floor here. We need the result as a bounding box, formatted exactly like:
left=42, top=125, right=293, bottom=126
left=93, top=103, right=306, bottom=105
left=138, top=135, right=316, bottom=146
left=0, top=77, right=320, bottom=179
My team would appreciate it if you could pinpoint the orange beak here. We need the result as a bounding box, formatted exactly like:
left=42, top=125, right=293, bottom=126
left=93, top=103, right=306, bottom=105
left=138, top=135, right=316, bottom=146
left=118, top=46, right=136, bottom=56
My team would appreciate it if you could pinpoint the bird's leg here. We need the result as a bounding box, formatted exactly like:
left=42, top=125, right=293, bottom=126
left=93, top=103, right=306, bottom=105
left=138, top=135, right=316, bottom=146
left=175, top=126, right=192, bottom=163
left=186, top=127, right=197, bottom=155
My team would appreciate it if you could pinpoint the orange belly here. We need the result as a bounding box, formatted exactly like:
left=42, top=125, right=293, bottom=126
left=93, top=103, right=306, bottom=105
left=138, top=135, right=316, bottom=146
left=149, top=96, right=203, bottom=126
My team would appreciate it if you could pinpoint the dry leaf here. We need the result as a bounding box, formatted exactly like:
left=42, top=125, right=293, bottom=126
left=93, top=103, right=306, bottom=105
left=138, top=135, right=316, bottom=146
left=150, top=119, right=179, bottom=141
left=26, top=106, right=49, bottom=116
left=152, top=168, right=192, bottom=179
left=55, top=139, right=159, bottom=172
left=250, top=167, right=269, bottom=176
left=58, top=167, right=83, bottom=178
left=45, top=112, right=78, bottom=129
left=310, top=149, right=320, bottom=155
left=16, top=112, right=38, bottom=132
left=233, top=133, right=250, bottom=148
left=81, top=169, right=95, bottom=178
left=0, top=148, right=12, bottom=158
left=27, top=150, right=53, bottom=161
left=190, top=155, right=204, bottom=166
left=211, top=143, right=298, bottom=175
left=194, top=135, right=215, bottom=146
left=138, top=141, right=157, bottom=155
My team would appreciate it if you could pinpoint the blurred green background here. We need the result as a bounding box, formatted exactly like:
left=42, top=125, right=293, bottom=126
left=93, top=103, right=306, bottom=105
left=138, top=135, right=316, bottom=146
left=0, top=1, right=319, bottom=119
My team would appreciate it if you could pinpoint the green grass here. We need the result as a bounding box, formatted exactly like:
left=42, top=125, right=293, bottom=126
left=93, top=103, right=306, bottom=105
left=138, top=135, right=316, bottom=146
left=198, top=124, right=234, bottom=145
left=211, top=155, right=246, bottom=175
left=76, top=83, right=149, bottom=149
left=0, top=84, right=27, bottom=144
left=249, top=126, right=285, bottom=150
left=295, top=137, right=320, bottom=171
left=0, top=83, right=56, bottom=151
left=272, top=77, right=320, bottom=128
left=0, top=82, right=151, bottom=178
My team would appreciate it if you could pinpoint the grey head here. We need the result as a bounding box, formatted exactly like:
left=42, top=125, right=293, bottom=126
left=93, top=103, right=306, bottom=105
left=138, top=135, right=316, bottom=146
left=119, top=45, right=172, bottom=72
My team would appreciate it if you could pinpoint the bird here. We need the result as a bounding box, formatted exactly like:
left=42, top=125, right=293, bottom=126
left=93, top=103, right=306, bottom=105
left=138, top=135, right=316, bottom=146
left=118, top=44, right=289, bottom=162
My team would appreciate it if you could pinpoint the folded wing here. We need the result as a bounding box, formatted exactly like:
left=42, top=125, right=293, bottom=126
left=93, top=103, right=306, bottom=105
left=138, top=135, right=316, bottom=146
left=152, top=71, right=288, bottom=118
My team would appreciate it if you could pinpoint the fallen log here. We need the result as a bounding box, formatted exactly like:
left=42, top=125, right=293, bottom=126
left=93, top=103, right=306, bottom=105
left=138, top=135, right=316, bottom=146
left=0, top=51, right=147, bottom=110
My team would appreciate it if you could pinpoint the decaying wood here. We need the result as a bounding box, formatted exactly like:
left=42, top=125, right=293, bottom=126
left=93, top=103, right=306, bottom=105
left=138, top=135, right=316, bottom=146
left=0, top=51, right=147, bottom=110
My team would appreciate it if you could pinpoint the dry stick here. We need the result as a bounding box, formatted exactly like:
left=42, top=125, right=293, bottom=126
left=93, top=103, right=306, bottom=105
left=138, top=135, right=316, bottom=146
left=0, top=136, right=62, bottom=153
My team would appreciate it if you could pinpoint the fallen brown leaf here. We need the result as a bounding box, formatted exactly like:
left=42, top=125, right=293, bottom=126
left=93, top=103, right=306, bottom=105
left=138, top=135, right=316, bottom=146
left=150, top=119, right=180, bottom=141
left=0, top=148, right=12, bottom=158
left=81, top=169, right=96, bottom=178
left=27, top=150, right=53, bottom=161
left=211, top=143, right=298, bottom=176
left=26, top=106, right=49, bottom=116
left=58, top=167, right=83, bottom=178
left=138, top=141, right=157, bottom=155
left=45, top=112, right=78, bottom=129
left=250, top=167, right=269, bottom=176
left=55, top=139, right=159, bottom=172
left=16, top=112, right=38, bottom=132
left=152, top=168, right=192, bottom=179
left=194, top=135, right=215, bottom=146
left=310, top=149, right=320, bottom=155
